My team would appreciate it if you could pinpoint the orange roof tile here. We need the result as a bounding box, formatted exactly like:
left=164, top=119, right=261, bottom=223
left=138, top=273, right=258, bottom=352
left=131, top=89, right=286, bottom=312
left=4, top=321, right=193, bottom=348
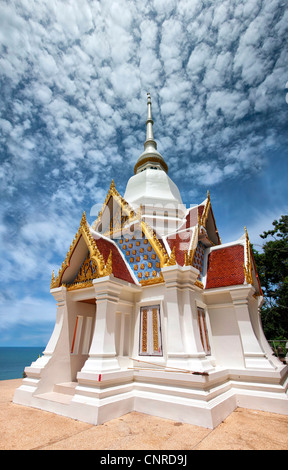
left=206, top=244, right=245, bottom=289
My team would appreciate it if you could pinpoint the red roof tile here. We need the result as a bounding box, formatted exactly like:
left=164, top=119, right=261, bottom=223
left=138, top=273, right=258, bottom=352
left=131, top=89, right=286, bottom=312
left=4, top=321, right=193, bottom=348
left=166, top=230, right=193, bottom=266
left=184, top=207, right=199, bottom=229
left=206, top=244, right=245, bottom=289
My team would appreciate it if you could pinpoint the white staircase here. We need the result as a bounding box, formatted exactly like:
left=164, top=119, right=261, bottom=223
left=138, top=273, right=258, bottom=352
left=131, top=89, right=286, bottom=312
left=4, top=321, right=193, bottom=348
left=35, top=382, right=77, bottom=405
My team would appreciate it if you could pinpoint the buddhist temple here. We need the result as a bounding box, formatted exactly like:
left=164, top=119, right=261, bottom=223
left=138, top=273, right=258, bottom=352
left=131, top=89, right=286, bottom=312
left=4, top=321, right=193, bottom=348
left=14, top=94, right=288, bottom=428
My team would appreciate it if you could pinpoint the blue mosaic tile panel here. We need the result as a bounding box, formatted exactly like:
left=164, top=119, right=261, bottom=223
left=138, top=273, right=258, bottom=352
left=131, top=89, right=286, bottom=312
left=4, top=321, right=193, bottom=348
left=115, top=235, right=161, bottom=281
left=193, top=241, right=205, bottom=280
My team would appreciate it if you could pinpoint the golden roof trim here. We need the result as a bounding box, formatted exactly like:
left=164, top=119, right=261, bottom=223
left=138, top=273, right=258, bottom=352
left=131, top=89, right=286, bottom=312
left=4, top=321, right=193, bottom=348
left=92, top=179, right=137, bottom=232
left=140, top=220, right=168, bottom=267
left=164, top=246, right=176, bottom=266
left=194, top=280, right=204, bottom=289
left=185, top=227, right=198, bottom=266
left=139, top=271, right=164, bottom=286
left=243, top=226, right=253, bottom=285
left=199, top=190, right=211, bottom=227
left=65, top=280, right=94, bottom=291
left=51, top=212, right=112, bottom=289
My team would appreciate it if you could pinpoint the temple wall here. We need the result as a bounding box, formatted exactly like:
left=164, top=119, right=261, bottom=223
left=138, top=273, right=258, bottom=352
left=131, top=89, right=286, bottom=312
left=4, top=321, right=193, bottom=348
left=207, top=303, right=245, bottom=368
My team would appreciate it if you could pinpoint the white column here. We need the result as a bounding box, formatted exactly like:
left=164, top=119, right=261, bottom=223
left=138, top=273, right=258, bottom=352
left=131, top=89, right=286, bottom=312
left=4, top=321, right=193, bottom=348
left=181, top=266, right=214, bottom=371
left=162, top=265, right=187, bottom=369
left=230, top=287, right=274, bottom=369
left=78, top=276, right=122, bottom=375
left=162, top=264, right=213, bottom=371
left=14, top=286, right=71, bottom=403
left=26, top=286, right=71, bottom=379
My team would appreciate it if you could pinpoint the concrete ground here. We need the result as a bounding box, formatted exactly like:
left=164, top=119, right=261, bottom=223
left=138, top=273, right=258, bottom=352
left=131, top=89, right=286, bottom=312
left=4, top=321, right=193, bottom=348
left=0, top=379, right=288, bottom=450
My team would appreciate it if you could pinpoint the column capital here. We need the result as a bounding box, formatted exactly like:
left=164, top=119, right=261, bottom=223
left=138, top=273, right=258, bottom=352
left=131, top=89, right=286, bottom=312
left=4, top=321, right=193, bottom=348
left=93, top=274, right=123, bottom=299
left=50, top=285, right=67, bottom=304
left=162, top=264, right=199, bottom=287
left=229, top=285, right=255, bottom=304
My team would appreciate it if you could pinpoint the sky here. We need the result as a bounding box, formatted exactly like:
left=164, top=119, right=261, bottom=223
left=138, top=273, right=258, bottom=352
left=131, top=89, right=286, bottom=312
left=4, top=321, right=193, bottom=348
left=0, top=0, right=287, bottom=346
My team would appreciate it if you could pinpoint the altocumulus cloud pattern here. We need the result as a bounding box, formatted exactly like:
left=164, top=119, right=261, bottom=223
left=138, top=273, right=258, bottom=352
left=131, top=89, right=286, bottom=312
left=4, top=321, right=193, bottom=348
left=0, top=0, right=287, bottom=345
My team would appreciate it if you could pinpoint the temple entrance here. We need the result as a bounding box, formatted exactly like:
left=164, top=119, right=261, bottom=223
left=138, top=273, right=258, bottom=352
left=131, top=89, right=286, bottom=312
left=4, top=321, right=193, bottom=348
left=70, top=299, right=96, bottom=382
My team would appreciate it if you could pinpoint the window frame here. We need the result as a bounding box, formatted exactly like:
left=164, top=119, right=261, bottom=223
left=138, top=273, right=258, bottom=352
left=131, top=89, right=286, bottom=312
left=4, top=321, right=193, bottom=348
left=139, top=304, right=163, bottom=357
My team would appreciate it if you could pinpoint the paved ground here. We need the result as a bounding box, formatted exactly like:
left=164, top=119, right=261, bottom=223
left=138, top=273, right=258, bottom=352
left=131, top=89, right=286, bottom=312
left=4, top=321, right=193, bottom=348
left=1, top=379, right=288, bottom=450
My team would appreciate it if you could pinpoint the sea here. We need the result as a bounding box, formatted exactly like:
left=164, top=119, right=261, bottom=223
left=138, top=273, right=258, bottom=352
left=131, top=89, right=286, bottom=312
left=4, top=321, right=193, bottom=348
left=0, top=347, right=45, bottom=381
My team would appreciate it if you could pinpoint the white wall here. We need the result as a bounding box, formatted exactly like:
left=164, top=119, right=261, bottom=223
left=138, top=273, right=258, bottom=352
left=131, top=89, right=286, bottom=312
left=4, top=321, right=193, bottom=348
left=207, top=304, right=245, bottom=368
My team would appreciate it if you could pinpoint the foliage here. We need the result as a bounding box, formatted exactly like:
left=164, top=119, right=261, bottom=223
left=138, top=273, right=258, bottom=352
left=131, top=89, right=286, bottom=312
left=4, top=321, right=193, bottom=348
left=253, top=215, right=288, bottom=340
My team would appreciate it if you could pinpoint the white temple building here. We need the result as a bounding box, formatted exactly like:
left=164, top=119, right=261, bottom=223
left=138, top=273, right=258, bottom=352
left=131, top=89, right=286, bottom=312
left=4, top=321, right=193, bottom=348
left=14, top=94, right=288, bottom=429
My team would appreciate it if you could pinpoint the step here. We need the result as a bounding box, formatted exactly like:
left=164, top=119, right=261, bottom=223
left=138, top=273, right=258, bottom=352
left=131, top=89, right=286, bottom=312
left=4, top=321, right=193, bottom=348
left=35, top=391, right=73, bottom=405
left=53, top=382, right=78, bottom=395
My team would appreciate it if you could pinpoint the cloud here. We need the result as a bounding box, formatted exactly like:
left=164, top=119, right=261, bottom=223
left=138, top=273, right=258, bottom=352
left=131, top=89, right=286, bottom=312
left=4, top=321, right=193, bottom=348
left=206, top=90, right=250, bottom=121
left=187, top=43, right=212, bottom=76
left=0, top=0, right=287, bottom=343
left=0, top=292, right=56, bottom=330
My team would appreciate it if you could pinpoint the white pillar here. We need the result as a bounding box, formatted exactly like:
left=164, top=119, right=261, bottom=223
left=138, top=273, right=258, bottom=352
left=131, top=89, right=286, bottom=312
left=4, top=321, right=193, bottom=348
left=181, top=266, right=214, bottom=371
left=14, top=286, right=71, bottom=403
left=78, top=276, right=122, bottom=376
left=162, top=265, right=187, bottom=369
left=162, top=265, right=213, bottom=371
left=230, top=287, right=274, bottom=369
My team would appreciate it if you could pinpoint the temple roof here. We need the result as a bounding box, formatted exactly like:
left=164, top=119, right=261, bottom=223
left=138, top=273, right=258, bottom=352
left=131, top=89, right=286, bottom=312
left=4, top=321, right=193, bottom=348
left=205, top=244, right=245, bottom=289
left=50, top=95, right=262, bottom=296
left=90, top=233, right=136, bottom=285
left=204, top=230, right=262, bottom=294
left=50, top=198, right=261, bottom=295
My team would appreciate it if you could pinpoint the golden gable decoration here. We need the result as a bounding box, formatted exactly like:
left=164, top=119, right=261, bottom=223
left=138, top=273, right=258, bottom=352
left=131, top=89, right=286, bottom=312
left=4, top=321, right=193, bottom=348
left=92, top=179, right=140, bottom=237
left=198, top=190, right=211, bottom=227
left=63, top=253, right=98, bottom=291
left=164, top=246, right=176, bottom=266
left=92, top=180, right=169, bottom=268
left=50, top=212, right=113, bottom=290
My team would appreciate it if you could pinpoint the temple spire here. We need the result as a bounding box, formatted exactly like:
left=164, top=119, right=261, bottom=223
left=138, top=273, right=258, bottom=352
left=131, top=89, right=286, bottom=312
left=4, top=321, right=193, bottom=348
left=134, top=93, right=168, bottom=175
left=145, top=92, right=157, bottom=148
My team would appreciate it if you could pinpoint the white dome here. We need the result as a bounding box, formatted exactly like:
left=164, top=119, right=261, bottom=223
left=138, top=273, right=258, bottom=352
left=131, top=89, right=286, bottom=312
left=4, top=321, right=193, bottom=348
left=124, top=168, right=183, bottom=209
left=124, top=169, right=185, bottom=236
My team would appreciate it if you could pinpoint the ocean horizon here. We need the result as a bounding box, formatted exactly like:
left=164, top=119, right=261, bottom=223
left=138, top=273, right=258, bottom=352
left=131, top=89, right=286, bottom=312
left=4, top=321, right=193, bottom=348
left=0, top=347, right=45, bottom=381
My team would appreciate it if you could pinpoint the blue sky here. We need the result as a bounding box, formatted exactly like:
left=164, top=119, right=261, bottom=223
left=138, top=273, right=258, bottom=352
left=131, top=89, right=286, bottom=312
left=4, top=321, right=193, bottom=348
left=0, top=0, right=287, bottom=346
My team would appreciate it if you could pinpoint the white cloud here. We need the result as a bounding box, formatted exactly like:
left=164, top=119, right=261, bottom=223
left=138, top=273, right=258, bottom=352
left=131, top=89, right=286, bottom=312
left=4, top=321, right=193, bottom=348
left=187, top=43, right=212, bottom=76
left=111, top=64, right=141, bottom=98
left=153, top=0, right=177, bottom=16
left=227, top=206, right=288, bottom=250
left=206, top=90, right=250, bottom=121
left=0, top=0, right=287, bottom=343
left=0, top=294, right=56, bottom=329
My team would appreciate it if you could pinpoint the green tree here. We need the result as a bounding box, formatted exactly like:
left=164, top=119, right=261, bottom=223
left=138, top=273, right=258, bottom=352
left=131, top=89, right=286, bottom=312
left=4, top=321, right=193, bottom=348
left=253, top=215, right=288, bottom=340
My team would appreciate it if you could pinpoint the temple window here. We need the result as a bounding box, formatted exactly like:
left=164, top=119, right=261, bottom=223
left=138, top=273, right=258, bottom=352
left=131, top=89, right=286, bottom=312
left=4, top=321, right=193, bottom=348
left=197, top=307, right=211, bottom=355
left=139, top=305, right=163, bottom=356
